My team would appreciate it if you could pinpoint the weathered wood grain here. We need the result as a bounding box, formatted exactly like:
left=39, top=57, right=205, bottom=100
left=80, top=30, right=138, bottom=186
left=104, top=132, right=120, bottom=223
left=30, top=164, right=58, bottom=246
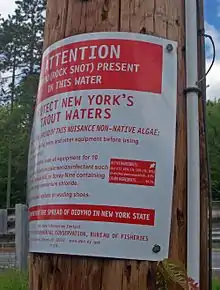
left=29, top=0, right=194, bottom=289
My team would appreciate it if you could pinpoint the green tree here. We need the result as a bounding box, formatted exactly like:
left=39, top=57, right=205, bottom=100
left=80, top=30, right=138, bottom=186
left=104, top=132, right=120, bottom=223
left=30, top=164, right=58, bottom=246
left=0, top=0, right=46, bottom=74
left=0, top=106, right=9, bottom=207
left=0, top=0, right=46, bottom=207
left=14, top=0, right=46, bottom=74
left=206, top=100, right=220, bottom=200
left=0, top=104, right=29, bottom=207
left=0, top=11, right=25, bottom=73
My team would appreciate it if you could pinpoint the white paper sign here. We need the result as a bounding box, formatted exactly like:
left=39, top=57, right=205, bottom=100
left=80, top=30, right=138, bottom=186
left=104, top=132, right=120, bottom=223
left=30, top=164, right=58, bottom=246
left=28, top=32, right=177, bottom=261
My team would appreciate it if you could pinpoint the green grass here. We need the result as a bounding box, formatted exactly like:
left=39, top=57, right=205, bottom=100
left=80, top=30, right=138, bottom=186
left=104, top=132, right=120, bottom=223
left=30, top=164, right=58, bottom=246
left=0, top=269, right=28, bottom=290
left=213, top=278, right=220, bottom=290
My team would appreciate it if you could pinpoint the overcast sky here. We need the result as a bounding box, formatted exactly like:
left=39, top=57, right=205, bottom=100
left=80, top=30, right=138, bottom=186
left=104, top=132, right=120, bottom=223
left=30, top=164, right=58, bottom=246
left=0, top=0, right=16, bottom=18
left=0, top=0, right=219, bottom=100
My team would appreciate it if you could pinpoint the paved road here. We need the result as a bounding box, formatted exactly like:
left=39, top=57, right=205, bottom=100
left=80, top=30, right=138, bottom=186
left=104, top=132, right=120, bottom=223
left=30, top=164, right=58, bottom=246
left=0, top=252, right=16, bottom=270
left=212, top=250, right=220, bottom=279
left=213, top=250, right=220, bottom=268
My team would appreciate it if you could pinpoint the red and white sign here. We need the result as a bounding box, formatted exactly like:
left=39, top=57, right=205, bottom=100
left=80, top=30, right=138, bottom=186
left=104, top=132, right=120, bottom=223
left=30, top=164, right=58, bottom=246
left=109, top=159, right=156, bottom=186
left=28, top=32, right=177, bottom=261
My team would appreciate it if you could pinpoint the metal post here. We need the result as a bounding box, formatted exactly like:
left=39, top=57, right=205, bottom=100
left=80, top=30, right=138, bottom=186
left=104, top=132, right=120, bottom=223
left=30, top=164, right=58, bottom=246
left=15, top=204, right=28, bottom=271
left=0, top=209, right=7, bottom=234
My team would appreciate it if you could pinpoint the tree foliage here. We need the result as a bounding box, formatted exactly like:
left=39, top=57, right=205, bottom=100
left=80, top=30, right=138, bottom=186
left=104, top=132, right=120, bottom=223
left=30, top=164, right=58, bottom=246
left=206, top=100, right=220, bottom=200
left=0, top=0, right=45, bottom=208
left=0, top=0, right=46, bottom=73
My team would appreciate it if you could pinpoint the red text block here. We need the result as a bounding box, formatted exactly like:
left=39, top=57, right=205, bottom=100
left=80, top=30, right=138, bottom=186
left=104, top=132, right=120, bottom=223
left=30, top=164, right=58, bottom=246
left=29, top=204, right=155, bottom=226
left=37, top=39, right=163, bottom=104
left=109, top=158, right=156, bottom=186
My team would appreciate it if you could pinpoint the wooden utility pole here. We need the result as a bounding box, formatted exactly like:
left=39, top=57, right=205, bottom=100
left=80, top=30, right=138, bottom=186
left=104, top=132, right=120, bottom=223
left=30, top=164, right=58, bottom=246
left=197, top=0, right=210, bottom=289
left=29, top=0, right=208, bottom=289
